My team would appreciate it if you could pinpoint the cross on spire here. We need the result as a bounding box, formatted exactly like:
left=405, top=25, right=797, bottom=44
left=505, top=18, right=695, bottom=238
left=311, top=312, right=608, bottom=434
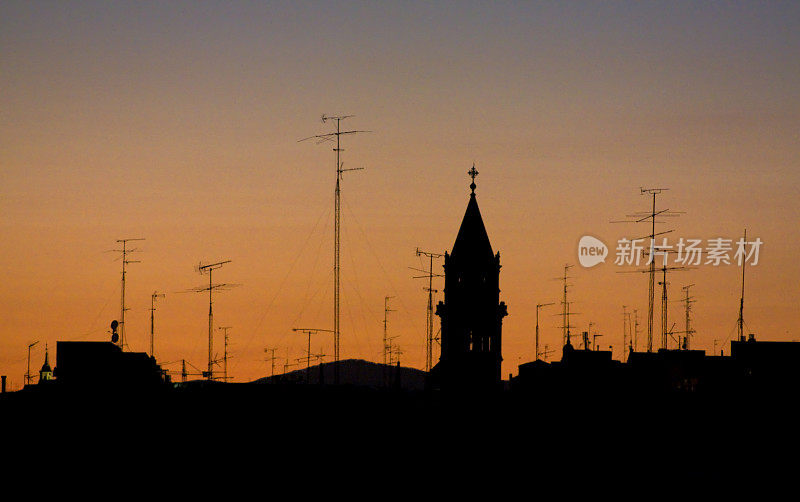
left=468, top=164, right=479, bottom=194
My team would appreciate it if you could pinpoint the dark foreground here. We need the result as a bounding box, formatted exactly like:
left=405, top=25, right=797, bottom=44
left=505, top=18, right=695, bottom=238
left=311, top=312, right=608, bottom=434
left=3, top=381, right=797, bottom=492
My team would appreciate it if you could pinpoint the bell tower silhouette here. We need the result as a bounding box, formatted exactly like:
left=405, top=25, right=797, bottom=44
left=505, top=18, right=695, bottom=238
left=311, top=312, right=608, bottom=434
left=432, top=165, right=508, bottom=390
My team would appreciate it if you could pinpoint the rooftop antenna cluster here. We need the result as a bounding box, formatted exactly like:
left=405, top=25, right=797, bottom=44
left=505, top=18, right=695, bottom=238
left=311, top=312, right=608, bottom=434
left=613, top=188, right=684, bottom=352
left=300, top=114, right=369, bottom=384
left=412, top=248, right=444, bottom=371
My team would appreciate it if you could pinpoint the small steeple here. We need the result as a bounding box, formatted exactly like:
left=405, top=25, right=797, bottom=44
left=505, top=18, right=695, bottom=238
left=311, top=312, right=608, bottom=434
left=452, top=164, right=493, bottom=262
left=39, top=343, right=53, bottom=383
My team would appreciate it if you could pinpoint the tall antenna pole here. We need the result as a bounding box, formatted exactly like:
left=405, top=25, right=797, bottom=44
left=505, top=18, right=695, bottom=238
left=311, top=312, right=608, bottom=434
left=383, top=296, right=396, bottom=366
left=561, top=264, right=574, bottom=347
left=646, top=190, right=658, bottom=352
left=115, top=238, right=144, bottom=351
left=660, top=267, right=668, bottom=350
left=536, top=303, right=555, bottom=360
left=300, top=115, right=368, bottom=384
left=682, top=284, right=695, bottom=350
left=737, top=229, right=747, bottom=342
left=191, top=260, right=233, bottom=381
left=413, top=248, right=443, bottom=371
left=150, top=291, right=165, bottom=358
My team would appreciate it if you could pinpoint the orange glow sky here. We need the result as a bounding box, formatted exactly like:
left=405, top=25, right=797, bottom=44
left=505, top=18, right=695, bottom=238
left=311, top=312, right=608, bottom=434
left=2, top=2, right=799, bottom=388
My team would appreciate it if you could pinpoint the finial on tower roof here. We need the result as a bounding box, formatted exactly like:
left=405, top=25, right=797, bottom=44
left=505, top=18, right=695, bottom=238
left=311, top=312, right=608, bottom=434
left=468, top=163, right=479, bottom=194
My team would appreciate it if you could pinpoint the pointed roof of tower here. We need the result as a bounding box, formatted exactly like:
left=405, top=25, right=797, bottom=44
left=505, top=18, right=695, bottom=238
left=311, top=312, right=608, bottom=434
left=451, top=165, right=494, bottom=261
left=40, top=344, right=51, bottom=373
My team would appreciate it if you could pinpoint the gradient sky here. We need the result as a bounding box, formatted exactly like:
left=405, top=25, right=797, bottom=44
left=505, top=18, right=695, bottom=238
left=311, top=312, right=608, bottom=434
left=2, top=1, right=799, bottom=388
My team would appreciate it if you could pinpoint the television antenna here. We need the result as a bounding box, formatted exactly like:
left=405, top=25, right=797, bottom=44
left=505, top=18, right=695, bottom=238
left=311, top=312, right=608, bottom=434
left=292, top=327, right=334, bottom=384
left=612, top=189, right=684, bottom=351
left=186, top=260, right=236, bottom=381
left=412, top=248, right=444, bottom=371
left=300, top=114, right=370, bottom=384
left=113, top=238, right=145, bottom=351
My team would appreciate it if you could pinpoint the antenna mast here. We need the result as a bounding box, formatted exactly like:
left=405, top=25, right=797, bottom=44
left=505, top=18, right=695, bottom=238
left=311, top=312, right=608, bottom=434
left=149, top=291, right=165, bottom=358
left=383, top=296, right=396, bottom=366
left=292, top=328, right=334, bottom=384
left=560, top=265, right=574, bottom=347
left=681, top=284, right=696, bottom=350
left=412, top=248, right=444, bottom=371
left=536, top=303, right=555, bottom=360
left=193, top=260, right=233, bottom=381
left=264, top=347, right=278, bottom=378
left=115, top=238, right=144, bottom=351
left=613, top=189, right=682, bottom=352
left=218, top=326, right=232, bottom=382
left=737, top=229, right=747, bottom=342
left=300, top=114, right=369, bottom=384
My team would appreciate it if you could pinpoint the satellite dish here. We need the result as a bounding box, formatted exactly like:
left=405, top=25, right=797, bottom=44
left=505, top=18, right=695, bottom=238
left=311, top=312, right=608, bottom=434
left=110, top=320, right=119, bottom=331
left=111, top=332, right=119, bottom=344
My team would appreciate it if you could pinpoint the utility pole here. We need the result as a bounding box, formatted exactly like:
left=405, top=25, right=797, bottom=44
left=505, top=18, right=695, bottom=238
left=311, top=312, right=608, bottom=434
left=300, top=114, right=369, bottom=385
left=189, top=260, right=234, bottom=381
left=114, top=238, right=144, bottom=351
left=149, top=291, right=165, bottom=358
left=535, top=303, right=555, bottom=360
left=412, top=248, right=443, bottom=371
left=25, top=340, right=39, bottom=387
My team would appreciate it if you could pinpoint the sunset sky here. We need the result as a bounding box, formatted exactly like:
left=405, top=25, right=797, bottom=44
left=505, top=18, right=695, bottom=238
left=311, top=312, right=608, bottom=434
left=2, top=1, right=798, bottom=388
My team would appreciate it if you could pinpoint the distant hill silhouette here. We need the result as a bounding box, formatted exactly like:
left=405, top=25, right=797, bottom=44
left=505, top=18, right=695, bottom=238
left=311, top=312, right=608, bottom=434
left=251, top=358, right=428, bottom=390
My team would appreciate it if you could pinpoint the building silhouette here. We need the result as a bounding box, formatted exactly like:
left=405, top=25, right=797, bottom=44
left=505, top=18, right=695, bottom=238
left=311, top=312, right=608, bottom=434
left=431, top=166, right=508, bottom=390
